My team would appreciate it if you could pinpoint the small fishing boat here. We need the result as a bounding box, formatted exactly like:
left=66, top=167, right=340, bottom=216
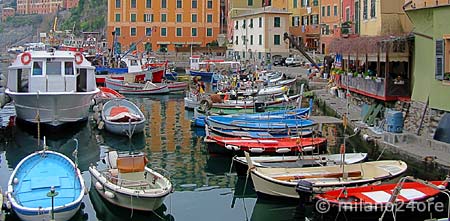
left=193, top=107, right=309, bottom=127
left=205, top=116, right=316, bottom=133
left=245, top=152, right=408, bottom=199
left=156, top=81, right=188, bottom=93
left=206, top=125, right=313, bottom=138
left=7, top=149, right=85, bottom=221
left=94, top=87, right=125, bottom=103
left=207, top=136, right=326, bottom=155
left=101, top=99, right=146, bottom=136
left=314, top=176, right=450, bottom=219
left=105, top=78, right=169, bottom=95
left=233, top=153, right=368, bottom=176
left=89, top=151, right=173, bottom=211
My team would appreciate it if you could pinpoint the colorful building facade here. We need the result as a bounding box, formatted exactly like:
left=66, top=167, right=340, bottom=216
left=16, top=0, right=78, bottom=14
left=2, top=7, right=15, bottom=21
left=231, top=7, right=290, bottom=61
left=286, top=0, right=320, bottom=51
left=404, top=0, right=450, bottom=111
left=107, top=0, right=221, bottom=53
left=319, top=0, right=340, bottom=54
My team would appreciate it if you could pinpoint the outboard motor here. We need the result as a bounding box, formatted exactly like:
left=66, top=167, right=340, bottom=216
left=295, top=180, right=314, bottom=220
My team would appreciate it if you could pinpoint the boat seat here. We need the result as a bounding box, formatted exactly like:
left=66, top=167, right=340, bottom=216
left=274, top=170, right=362, bottom=181
left=119, top=180, right=150, bottom=188
left=30, top=176, right=61, bottom=190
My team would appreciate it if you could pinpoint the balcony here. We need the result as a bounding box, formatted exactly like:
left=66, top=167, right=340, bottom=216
left=336, top=74, right=410, bottom=101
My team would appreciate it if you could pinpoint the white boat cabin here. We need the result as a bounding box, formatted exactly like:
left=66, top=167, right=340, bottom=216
left=119, top=55, right=145, bottom=73
left=7, top=50, right=97, bottom=93
left=189, top=55, right=241, bottom=73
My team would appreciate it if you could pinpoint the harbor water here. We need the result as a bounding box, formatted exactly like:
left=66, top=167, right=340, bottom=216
left=0, top=92, right=447, bottom=221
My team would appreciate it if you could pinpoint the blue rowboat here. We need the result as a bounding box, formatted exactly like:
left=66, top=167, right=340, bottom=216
left=205, top=116, right=316, bottom=133
left=7, top=150, right=85, bottom=221
left=193, top=108, right=310, bottom=127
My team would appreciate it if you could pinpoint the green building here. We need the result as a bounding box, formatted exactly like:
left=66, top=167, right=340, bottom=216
left=404, top=0, right=450, bottom=111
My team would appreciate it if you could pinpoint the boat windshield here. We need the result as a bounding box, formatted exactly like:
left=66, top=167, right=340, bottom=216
left=47, top=61, right=61, bottom=75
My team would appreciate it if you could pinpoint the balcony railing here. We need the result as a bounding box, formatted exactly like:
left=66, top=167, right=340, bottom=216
left=336, top=74, right=410, bottom=101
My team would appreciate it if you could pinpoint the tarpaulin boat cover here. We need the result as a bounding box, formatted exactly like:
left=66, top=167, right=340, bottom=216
left=117, top=156, right=147, bottom=173
left=434, top=113, right=450, bottom=144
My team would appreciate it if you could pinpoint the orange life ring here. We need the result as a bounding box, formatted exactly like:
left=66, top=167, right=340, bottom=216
left=74, top=52, right=83, bottom=65
left=21, top=52, right=32, bottom=65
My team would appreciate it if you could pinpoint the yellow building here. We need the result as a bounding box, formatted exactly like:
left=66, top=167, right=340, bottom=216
left=107, top=0, right=221, bottom=53
left=358, top=0, right=412, bottom=36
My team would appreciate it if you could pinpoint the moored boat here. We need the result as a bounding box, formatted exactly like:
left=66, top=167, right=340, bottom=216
left=94, top=87, right=125, bottom=103
left=5, top=50, right=100, bottom=127
left=233, top=153, right=368, bottom=176
left=101, top=99, right=146, bottom=136
left=105, top=78, right=169, bottom=95
left=7, top=149, right=85, bottom=221
left=89, top=151, right=173, bottom=211
left=245, top=152, right=408, bottom=199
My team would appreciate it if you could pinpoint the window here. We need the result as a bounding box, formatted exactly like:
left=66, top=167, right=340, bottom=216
left=144, top=14, right=153, bottom=22
left=161, top=27, right=167, bottom=36
left=370, top=0, right=376, bottom=18
left=192, top=0, right=197, bottom=8
left=207, top=28, right=212, bottom=36
left=363, top=0, right=368, bottom=19
left=46, top=62, right=61, bottom=75
left=207, top=14, right=212, bottom=23
left=436, top=39, right=444, bottom=80
left=32, top=61, right=43, bottom=75
left=192, top=14, right=197, bottom=22
left=235, top=36, right=238, bottom=45
left=176, top=0, right=182, bottom=8
left=130, top=27, right=136, bottom=36
left=235, top=21, right=239, bottom=29
left=259, top=17, right=262, bottom=27
left=292, top=16, right=299, bottom=26
left=293, top=0, right=298, bottom=8
left=176, top=28, right=182, bottom=36
left=313, top=0, right=318, bottom=6
left=115, top=27, right=121, bottom=36
left=176, top=14, right=182, bottom=22
left=249, top=19, right=253, bottom=28
left=248, top=0, right=253, bottom=6
left=145, top=42, right=152, bottom=52
left=322, top=6, right=325, bottom=17
left=311, top=14, right=318, bottom=24
left=334, top=5, right=337, bottom=16
left=346, top=7, right=350, bottom=21
left=192, top=28, right=197, bottom=36
left=242, top=20, right=246, bottom=28
left=115, top=13, right=120, bottom=22
left=274, top=35, right=280, bottom=45
left=301, top=0, right=305, bottom=7
left=161, top=13, right=167, bottom=22
left=327, top=5, right=330, bottom=16
left=131, top=13, right=136, bottom=22
left=146, top=0, right=151, bottom=8
left=302, top=16, right=309, bottom=25
left=146, top=27, right=152, bottom=36
left=250, top=35, right=253, bottom=45
left=207, top=0, right=212, bottom=8
left=258, top=35, right=262, bottom=45
left=161, top=0, right=166, bottom=8
left=115, top=0, right=120, bottom=8
left=130, top=0, right=136, bottom=8
left=64, top=62, right=74, bottom=75
left=274, top=17, right=280, bottom=27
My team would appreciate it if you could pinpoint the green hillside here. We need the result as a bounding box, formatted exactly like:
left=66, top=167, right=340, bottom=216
left=60, top=0, right=107, bottom=33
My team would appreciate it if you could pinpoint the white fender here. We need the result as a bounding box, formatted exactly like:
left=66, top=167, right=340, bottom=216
left=105, top=191, right=115, bottom=199
left=275, top=148, right=291, bottom=154
left=13, top=177, right=19, bottom=185
left=249, top=148, right=264, bottom=153
left=95, top=181, right=103, bottom=190
left=302, top=146, right=315, bottom=152
left=97, top=121, right=105, bottom=130
left=225, top=145, right=240, bottom=151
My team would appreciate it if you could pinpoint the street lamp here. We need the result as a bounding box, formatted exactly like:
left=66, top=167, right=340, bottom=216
left=47, top=186, right=59, bottom=221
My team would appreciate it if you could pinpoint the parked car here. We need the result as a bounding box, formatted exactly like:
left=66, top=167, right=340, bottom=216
left=285, top=57, right=302, bottom=66
left=273, top=56, right=287, bottom=66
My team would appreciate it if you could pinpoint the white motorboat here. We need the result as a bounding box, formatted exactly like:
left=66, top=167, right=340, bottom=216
left=5, top=50, right=99, bottom=126
left=89, top=151, right=173, bottom=211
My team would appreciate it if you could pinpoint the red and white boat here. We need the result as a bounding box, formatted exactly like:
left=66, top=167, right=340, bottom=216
left=105, top=78, right=169, bottom=95
left=95, top=87, right=125, bottom=103
left=314, top=177, right=450, bottom=219
left=207, top=136, right=327, bottom=155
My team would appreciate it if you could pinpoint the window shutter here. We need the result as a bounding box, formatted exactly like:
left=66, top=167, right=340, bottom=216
left=436, top=39, right=444, bottom=80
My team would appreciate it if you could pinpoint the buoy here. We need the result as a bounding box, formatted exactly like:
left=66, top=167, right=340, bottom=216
left=225, top=145, right=240, bottom=151
left=13, top=177, right=19, bottom=184
left=275, top=148, right=291, bottom=154
left=97, top=121, right=104, bottom=130
left=249, top=148, right=264, bottom=153
left=104, top=191, right=115, bottom=199
left=6, top=200, right=12, bottom=209
left=95, top=182, right=103, bottom=190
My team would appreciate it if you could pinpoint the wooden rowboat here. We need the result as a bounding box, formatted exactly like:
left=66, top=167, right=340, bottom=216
left=101, top=99, right=146, bottom=136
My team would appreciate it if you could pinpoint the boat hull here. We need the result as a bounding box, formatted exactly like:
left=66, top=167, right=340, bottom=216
left=6, top=89, right=99, bottom=126
left=105, top=78, right=169, bottom=95
left=102, top=99, right=146, bottom=136
left=12, top=202, right=81, bottom=221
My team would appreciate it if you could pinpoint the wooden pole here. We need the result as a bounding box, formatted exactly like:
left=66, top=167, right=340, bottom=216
left=384, top=42, right=390, bottom=97
left=377, top=43, right=381, bottom=77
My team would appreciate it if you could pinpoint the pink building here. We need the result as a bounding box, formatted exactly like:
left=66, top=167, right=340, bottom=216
left=2, top=7, right=15, bottom=22
left=341, top=0, right=360, bottom=36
